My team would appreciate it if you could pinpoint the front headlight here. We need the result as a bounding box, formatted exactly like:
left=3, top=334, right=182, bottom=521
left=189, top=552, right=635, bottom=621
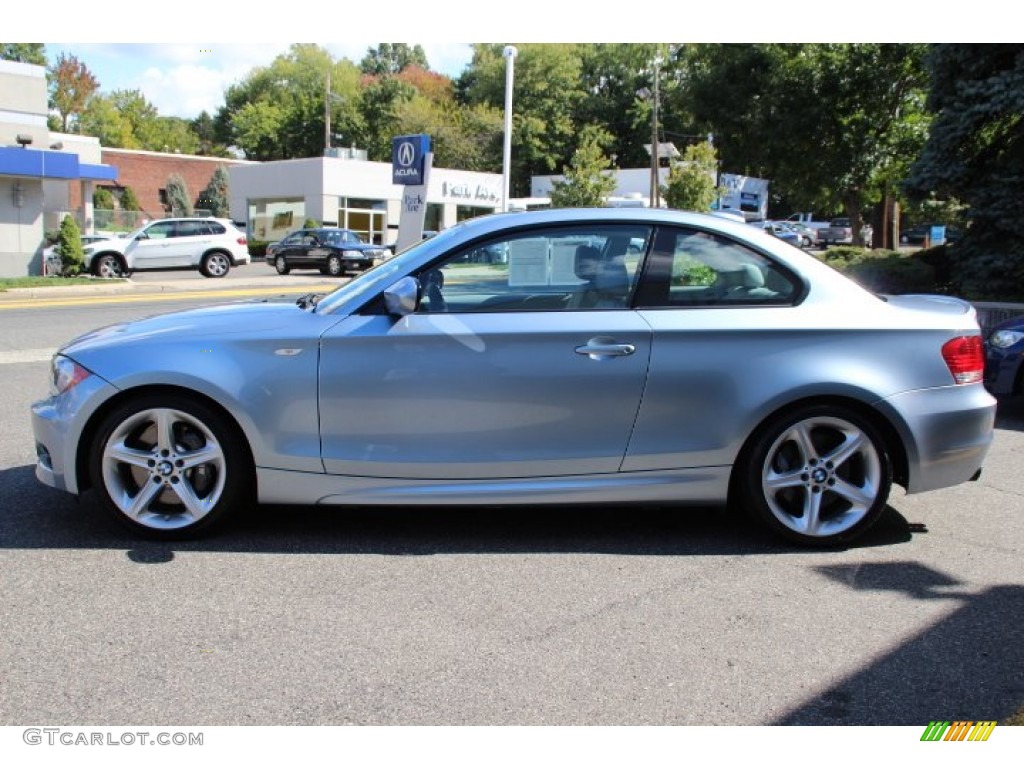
left=50, top=355, right=92, bottom=396
left=342, top=249, right=365, bottom=259
left=989, top=329, right=1024, bottom=349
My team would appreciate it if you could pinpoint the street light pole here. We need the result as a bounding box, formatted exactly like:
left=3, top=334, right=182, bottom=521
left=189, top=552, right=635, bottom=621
left=502, top=45, right=518, bottom=212
left=650, top=55, right=661, bottom=208
left=325, top=68, right=331, bottom=154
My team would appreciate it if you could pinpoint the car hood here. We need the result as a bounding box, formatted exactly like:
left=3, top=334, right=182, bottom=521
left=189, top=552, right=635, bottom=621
left=60, top=298, right=337, bottom=359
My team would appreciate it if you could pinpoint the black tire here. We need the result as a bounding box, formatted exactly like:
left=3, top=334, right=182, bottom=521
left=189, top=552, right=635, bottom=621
left=200, top=252, right=231, bottom=278
left=326, top=254, right=344, bottom=277
left=92, top=253, right=127, bottom=279
left=88, top=394, right=253, bottom=539
left=735, top=404, right=892, bottom=547
left=275, top=255, right=290, bottom=275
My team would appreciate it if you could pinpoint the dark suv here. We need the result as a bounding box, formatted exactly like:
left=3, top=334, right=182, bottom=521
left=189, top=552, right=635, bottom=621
left=266, top=228, right=389, bottom=276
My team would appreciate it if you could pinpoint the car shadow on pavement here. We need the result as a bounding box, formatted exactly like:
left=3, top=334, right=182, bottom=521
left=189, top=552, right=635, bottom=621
left=774, top=565, right=1024, bottom=725
left=0, top=464, right=914, bottom=557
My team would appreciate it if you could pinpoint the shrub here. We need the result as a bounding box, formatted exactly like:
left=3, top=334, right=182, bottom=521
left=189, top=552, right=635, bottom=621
left=247, top=240, right=270, bottom=259
left=57, top=215, right=85, bottom=276
left=303, top=218, right=319, bottom=229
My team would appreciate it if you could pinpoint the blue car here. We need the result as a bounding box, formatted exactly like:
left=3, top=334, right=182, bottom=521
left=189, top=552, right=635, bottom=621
left=984, top=315, right=1024, bottom=395
left=31, top=208, right=996, bottom=547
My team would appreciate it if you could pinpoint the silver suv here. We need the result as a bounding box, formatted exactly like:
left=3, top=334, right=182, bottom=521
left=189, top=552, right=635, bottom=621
left=86, top=218, right=251, bottom=278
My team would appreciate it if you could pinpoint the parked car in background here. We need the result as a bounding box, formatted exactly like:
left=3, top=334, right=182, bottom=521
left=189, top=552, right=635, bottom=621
left=267, top=227, right=390, bottom=276
left=900, top=224, right=963, bottom=246
left=752, top=221, right=802, bottom=248
left=32, top=208, right=994, bottom=548
left=776, top=221, right=817, bottom=248
left=85, top=218, right=250, bottom=278
left=818, top=217, right=854, bottom=246
left=984, top=314, right=1024, bottom=396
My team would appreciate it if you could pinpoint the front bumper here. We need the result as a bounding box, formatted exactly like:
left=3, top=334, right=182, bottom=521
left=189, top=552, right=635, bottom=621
left=31, top=374, right=120, bottom=496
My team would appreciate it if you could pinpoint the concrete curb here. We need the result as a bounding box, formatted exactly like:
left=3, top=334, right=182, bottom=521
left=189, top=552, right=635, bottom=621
left=0, top=272, right=342, bottom=302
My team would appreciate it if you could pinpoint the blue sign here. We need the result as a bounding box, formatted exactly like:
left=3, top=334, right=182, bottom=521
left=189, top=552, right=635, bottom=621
left=391, top=134, right=431, bottom=186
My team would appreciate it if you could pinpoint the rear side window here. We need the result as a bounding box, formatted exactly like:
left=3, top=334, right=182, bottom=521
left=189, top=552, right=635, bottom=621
left=635, top=227, right=801, bottom=307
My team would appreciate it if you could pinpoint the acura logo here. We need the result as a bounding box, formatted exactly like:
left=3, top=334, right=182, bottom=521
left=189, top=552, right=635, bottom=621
left=397, top=141, right=416, bottom=167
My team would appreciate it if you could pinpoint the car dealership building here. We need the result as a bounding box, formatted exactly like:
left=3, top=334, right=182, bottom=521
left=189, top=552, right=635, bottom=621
left=227, top=152, right=504, bottom=246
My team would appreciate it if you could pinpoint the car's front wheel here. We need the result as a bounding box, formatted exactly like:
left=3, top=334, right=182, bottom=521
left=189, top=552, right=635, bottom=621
left=736, top=404, right=892, bottom=547
left=326, top=254, right=344, bottom=277
left=200, top=252, right=231, bottom=278
left=275, top=255, right=290, bottom=275
left=88, top=394, right=253, bottom=538
left=92, top=253, right=127, bottom=279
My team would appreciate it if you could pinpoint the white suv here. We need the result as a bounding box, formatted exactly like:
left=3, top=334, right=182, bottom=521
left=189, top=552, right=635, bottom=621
left=86, top=218, right=251, bottom=278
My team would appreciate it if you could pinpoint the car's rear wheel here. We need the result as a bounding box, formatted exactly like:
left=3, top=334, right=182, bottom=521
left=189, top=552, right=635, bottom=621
left=88, top=394, right=253, bottom=539
left=326, top=254, right=344, bottom=277
left=275, top=255, right=290, bottom=275
left=200, top=252, right=231, bottom=278
left=92, top=253, right=126, bottom=279
left=737, top=404, right=892, bottom=547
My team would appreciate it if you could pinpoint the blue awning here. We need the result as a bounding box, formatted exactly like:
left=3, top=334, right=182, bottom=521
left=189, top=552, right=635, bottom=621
left=0, top=146, right=118, bottom=182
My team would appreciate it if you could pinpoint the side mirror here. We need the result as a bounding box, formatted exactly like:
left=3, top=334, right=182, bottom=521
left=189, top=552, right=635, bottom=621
left=383, top=276, right=420, bottom=317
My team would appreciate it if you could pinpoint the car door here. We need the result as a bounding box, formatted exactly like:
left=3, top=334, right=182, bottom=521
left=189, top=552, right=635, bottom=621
left=624, top=225, right=804, bottom=472
left=126, top=220, right=178, bottom=269
left=318, top=223, right=655, bottom=480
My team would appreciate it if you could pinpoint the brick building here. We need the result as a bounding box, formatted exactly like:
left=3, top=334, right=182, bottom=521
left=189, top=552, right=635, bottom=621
left=68, top=148, right=250, bottom=221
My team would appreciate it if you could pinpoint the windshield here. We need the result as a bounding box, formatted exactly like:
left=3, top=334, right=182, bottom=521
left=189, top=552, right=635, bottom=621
left=314, top=225, right=470, bottom=314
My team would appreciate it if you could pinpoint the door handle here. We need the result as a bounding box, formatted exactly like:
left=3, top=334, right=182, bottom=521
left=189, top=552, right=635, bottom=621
left=575, top=338, right=636, bottom=360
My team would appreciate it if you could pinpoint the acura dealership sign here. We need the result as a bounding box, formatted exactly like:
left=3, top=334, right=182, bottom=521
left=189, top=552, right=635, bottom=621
left=392, top=134, right=431, bottom=186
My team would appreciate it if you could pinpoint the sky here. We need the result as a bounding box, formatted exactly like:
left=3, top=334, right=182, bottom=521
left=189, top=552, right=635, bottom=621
left=41, top=42, right=476, bottom=120
left=16, top=1, right=1003, bottom=122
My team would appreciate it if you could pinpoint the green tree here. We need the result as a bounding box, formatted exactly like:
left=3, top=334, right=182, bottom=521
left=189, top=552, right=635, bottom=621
left=905, top=44, right=1024, bottom=300
left=547, top=126, right=617, bottom=208
left=216, top=45, right=364, bottom=161
left=93, top=186, right=115, bottom=210
left=663, top=141, right=723, bottom=212
left=120, top=186, right=140, bottom=212
left=49, top=53, right=99, bottom=132
left=682, top=44, right=929, bottom=243
left=360, top=44, right=429, bottom=76
left=360, top=75, right=417, bottom=160
left=578, top=44, right=681, bottom=172
left=166, top=173, right=192, bottom=216
left=78, top=93, right=136, bottom=148
left=459, top=44, right=587, bottom=196
left=196, top=166, right=230, bottom=217
left=57, top=215, right=85, bottom=275
left=0, top=43, right=46, bottom=65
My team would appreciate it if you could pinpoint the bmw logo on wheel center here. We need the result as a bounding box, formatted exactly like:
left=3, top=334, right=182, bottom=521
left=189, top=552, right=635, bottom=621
left=392, top=134, right=431, bottom=185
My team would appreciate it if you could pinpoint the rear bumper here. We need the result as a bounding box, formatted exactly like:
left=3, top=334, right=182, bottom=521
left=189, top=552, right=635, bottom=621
left=880, top=384, right=996, bottom=494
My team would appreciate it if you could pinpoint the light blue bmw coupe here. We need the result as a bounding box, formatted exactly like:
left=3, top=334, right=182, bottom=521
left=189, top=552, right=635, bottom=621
left=31, top=209, right=996, bottom=546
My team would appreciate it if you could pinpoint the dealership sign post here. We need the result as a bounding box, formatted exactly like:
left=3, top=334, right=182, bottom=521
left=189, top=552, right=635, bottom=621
left=393, top=134, right=433, bottom=251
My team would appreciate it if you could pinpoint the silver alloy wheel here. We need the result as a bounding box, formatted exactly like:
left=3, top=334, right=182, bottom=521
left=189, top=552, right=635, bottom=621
left=94, top=254, right=125, bottom=278
left=760, top=415, right=882, bottom=538
left=203, top=252, right=230, bottom=277
left=275, top=255, right=289, bottom=274
left=327, top=255, right=343, bottom=276
left=100, top=407, right=227, bottom=531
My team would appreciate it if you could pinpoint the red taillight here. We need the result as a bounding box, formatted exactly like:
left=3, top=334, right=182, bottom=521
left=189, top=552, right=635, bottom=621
left=941, top=335, right=984, bottom=384
left=237, top=237, right=247, bottom=245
